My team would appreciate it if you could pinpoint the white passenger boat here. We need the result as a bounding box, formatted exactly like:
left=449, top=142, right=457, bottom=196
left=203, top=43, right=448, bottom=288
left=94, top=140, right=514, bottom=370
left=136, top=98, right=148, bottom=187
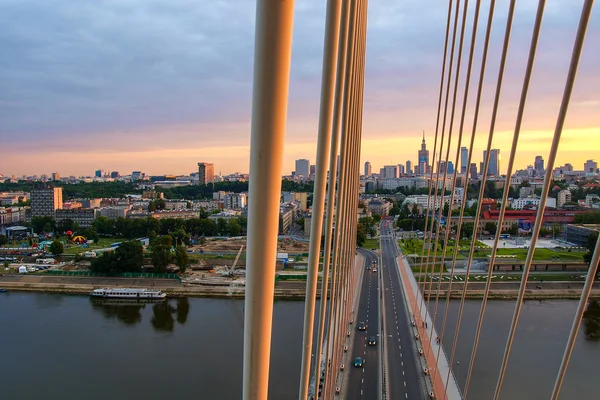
left=90, top=288, right=167, bottom=299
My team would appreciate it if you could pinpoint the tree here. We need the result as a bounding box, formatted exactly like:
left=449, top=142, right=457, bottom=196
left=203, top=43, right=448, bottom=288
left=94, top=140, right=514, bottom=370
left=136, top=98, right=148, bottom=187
left=30, top=216, right=55, bottom=234
left=175, top=245, right=189, bottom=273
left=49, top=240, right=64, bottom=256
left=57, top=218, right=79, bottom=234
left=461, top=222, right=474, bottom=239
left=216, top=218, right=228, bottom=236
left=90, top=240, right=143, bottom=275
left=0, top=234, right=7, bottom=246
left=356, top=226, right=366, bottom=247
left=584, top=232, right=599, bottom=280
left=227, top=219, right=242, bottom=237
left=484, top=222, right=497, bottom=235
left=92, top=216, right=116, bottom=236
left=151, top=235, right=173, bottom=273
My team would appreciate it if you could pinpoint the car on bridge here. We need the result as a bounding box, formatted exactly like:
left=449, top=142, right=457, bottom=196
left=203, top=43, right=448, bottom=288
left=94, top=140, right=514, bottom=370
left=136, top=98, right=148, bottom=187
left=358, top=322, right=366, bottom=331
left=368, top=337, right=377, bottom=346
left=353, top=357, right=363, bottom=368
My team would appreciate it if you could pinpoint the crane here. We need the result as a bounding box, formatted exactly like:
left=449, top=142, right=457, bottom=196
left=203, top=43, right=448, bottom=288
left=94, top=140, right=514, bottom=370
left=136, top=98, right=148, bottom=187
left=221, top=245, right=244, bottom=278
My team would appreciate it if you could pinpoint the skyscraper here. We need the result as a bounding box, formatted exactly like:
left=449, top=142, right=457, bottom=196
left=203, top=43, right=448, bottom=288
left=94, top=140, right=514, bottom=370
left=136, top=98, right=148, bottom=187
left=197, top=162, right=215, bottom=185
left=398, top=164, right=405, bottom=175
left=295, top=159, right=310, bottom=177
left=364, top=161, right=372, bottom=177
left=417, top=131, right=430, bottom=175
left=534, top=156, right=544, bottom=175
left=460, top=147, right=469, bottom=173
left=447, top=161, right=455, bottom=174
left=483, top=149, right=500, bottom=176
left=469, top=163, right=478, bottom=181
left=95, top=170, right=102, bottom=178
left=406, top=160, right=412, bottom=174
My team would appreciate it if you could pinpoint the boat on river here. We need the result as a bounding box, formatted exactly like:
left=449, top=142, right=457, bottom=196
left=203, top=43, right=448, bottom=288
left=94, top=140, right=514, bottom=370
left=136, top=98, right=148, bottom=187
left=90, top=288, right=166, bottom=299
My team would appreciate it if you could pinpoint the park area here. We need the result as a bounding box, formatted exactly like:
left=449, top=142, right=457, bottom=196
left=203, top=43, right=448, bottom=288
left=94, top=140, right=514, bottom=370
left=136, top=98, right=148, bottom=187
left=398, top=238, right=586, bottom=261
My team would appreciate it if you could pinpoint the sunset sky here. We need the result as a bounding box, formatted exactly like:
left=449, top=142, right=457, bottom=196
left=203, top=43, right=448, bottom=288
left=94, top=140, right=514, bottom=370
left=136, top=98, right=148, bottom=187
left=1, top=0, right=598, bottom=177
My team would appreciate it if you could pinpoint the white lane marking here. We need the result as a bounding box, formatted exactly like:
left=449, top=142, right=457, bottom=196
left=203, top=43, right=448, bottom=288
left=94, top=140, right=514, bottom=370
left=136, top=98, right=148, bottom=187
left=404, top=381, right=407, bottom=387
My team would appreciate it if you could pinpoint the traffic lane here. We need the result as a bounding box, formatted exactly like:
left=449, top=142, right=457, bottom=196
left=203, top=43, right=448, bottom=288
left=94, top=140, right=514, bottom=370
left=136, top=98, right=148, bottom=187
left=381, top=232, right=424, bottom=400
left=386, top=237, right=423, bottom=400
left=347, top=251, right=379, bottom=398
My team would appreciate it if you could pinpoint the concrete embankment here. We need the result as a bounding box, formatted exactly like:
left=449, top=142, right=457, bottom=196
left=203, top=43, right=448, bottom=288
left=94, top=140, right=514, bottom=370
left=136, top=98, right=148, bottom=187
left=419, top=281, right=600, bottom=300
left=0, top=274, right=321, bottom=300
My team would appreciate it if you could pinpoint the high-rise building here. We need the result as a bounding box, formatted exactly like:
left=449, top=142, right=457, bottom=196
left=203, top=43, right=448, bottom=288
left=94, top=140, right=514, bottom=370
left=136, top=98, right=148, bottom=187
left=381, top=165, right=398, bottom=179
left=417, top=131, right=430, bottom=175
left=398, top=164, right=405, bottom=175
left=461, top=147, right=469, bottom=173
left=295, top=159, right=310, bottom=177
left=309, top=164, right=316, bottom=179
left=131, top=171, right=142, bottom=180
left=364, top=161, right=372, bottom=177
left=95, top=170, right=102, bottom=178
left=51, top=172, right=60, bottom=181
left=31, top=187, right=63, bottom=219
left=534, top=156, right=544, bottom=175
left=557, top=189, right=572, bottom=208
left=447, top=161, right=455, bottom=174
left=110, top=171, right=120, bottom=179
left=483, top=149, right=500, bottom=176
left=406, top=160, right=412, bottom=174
left=469, top=163, right=478, bottom=181
left=584, top=159, right=598, bottom=174
left=197, top=162, right=215, bottom=185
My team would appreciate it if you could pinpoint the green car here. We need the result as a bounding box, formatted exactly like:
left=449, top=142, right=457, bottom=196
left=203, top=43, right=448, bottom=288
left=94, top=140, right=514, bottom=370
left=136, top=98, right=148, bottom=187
left=354, top=357, right=363, bottom=367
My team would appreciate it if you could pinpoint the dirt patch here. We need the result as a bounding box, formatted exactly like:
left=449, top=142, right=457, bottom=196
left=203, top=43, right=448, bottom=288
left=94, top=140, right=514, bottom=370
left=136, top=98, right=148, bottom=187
left=194, top=238, right=309, bottom=253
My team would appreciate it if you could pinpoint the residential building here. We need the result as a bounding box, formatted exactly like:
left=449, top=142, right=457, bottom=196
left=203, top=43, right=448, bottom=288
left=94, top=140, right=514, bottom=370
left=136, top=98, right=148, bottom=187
left=51, top=172, right=60, bottom=181
left=557, top=189, right=572, bottom=208
left=381, top=165, right=398, bottom=179
left=584, top=160, right=598, bottom=174
left=586, top=194, right=600, bottom=207
left=295, top=159, right=310, bottom=178
left=55, top=208, right=96, bottom=228
left=224, top=193, right=248, bottom=210
left=208, top=211, right=242, bottom=221
left=511, top=197, right=557, bottom=210
left=164, top=200, right=189, bottom=210
left=282, top=192, right=308, bottom=212
left=97, top=206, right=130, bottom=219
left=364, top=161, right=372, bottom=177
left=367, top=198, right=392, bottom=216
left=31, top=187, right=63, bottom=219
left=519, top=187, right=535, bottom=199
left=197, top=162, right=215, bottom=185
left=80, top=198, right=102, bottom=208
left=0, top=207, right=26, bottom=226
left=279, top=207, right=294, bottom=234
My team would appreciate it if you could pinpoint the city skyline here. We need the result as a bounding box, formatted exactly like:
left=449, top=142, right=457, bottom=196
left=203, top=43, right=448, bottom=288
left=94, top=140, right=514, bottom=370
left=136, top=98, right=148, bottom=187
left=1, top=1, right=599, bottom=176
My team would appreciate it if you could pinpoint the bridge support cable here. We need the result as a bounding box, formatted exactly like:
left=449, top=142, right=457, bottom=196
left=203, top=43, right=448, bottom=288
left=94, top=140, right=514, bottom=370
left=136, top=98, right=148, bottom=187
left=314, top=0, right=352, bottom=395
left=430, top=0, right=483, bottom=387
left=494, top=2, right=594, bottom=398
left=418, top=0, right=461, bottom=319
left=446, top=0, right=517, bottom=395
left=552, top=232, right=600, bottom=400
left=416, top=0, right=454, bottom=296
left=242, top=1, right=295, bottom=399
left=435, top=0, right=497, bottom=396
left=424, top=0, right=471, bottom=372
left=299, top=0, right=343, bottom=397
left=462, top=1, right=547, bottom=398
left=325, top=1, right=360, bottom=395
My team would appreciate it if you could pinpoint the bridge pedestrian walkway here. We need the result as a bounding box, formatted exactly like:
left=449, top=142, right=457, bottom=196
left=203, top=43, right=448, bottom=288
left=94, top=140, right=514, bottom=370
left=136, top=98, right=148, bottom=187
left=396, top=253, right=462, bottom=400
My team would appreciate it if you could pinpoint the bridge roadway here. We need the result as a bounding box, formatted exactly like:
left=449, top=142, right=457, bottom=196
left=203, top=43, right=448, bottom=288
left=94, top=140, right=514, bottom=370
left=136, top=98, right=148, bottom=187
left=347, top=249, right=379, bottom=399
left=380, top=220, right=426, bottom=400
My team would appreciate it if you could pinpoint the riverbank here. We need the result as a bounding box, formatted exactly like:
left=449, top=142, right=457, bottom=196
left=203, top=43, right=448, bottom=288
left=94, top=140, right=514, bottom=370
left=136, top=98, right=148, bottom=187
left=2, top=274, right=597, bottom=300
left=0, top=274, right=318, bottom=300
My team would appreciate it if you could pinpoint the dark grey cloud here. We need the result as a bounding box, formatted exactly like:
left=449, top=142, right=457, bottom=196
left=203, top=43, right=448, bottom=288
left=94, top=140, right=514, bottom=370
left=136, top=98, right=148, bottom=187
left=0, top=0, right=597, bottom=152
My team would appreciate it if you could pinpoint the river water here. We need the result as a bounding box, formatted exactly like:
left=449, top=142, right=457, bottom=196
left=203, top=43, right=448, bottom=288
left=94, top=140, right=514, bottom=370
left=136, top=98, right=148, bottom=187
left=1, top=293, right=599, bottom=399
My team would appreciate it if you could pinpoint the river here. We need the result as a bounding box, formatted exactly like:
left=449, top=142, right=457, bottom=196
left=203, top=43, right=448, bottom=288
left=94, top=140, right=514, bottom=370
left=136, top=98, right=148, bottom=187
left=1, top=293, right=599, bottom=399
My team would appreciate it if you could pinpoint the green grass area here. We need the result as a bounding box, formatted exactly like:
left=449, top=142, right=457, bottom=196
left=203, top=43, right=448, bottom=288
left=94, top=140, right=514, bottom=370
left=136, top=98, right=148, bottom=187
left=362, top=238, right=379, bottom=249
left=62, top=238, right=124, bottom=255
left=399, top=238, right=586, bottom=262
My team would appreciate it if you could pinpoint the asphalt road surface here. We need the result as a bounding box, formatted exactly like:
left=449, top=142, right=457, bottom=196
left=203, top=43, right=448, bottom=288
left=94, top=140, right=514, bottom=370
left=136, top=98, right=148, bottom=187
left=380, top=220, right=426, bottom=400
left=347, top=249, right=380, bottom=399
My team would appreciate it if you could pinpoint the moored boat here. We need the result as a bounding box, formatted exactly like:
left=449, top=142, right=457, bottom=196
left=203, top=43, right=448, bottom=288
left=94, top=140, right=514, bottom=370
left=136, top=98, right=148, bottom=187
left=90, top=288, right=166, bottom=299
